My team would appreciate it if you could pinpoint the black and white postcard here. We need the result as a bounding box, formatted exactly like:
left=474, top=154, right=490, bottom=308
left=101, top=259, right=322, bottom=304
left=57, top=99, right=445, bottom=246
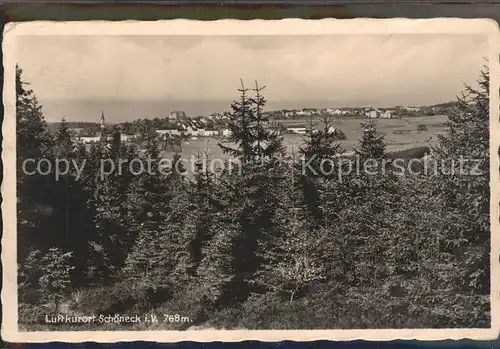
left=2, top=19, right=499, bottom=342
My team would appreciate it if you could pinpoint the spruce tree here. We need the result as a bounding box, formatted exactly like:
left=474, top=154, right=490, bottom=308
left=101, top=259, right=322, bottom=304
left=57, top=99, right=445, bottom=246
left=355, top=119, right=387, bottom=160
left=199, top=80, right=288, bottom=307
left=16, top=65, right=56, bottom=271
left=299, top=116, right=344, bottom=178
left=219, top=80, right=285, bottom=167
left=432, top=67, right=490, bottom=294
left=218, top=80, right=254, bottom=165
left=298, top=116, right=345, bottom=223
left=55, top=117, right=73, bottom=154
left=124, top=133, right=192, bottom=290
left=16, top=65, right=54, bottom=160
left=250, top=81, right=285, bottom=162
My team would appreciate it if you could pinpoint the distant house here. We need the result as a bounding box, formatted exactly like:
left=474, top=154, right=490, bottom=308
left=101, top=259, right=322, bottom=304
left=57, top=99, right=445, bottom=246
left=79, top=136, right=101, bottom=143
left=120, top=134, right=135, bottom=142
left=327, top=126, right=337, bottom=134
left=220, top=128, right=232, bottom=137
left=365, top=108, right=380, bottom=119
left=156, top=128, right=181, bottom=138
left=169, top=111, right=188, bottom=121
left=287, top=127, right=307, bottom=134
left=296, top=110, right=311, bottom=117
left=186, top=125, right=198, bottom=136
left=155, top=130, right=171, bottom=139
left=202, top=129, right=218, bottom=137
left=405, top=106, right=420, bottom=112
left=197, top=127, right=206, bottom=136
left=381, top=110, right=392, bottom=119
left=329, top=108, right=349, bottom=116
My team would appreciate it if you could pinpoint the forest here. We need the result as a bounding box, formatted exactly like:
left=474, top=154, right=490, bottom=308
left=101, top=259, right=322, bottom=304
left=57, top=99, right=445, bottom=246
left=16, top=64, right=490, bottom=330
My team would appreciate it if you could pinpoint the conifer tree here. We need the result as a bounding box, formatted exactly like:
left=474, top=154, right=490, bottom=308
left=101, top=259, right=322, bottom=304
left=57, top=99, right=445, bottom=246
left=219, top=80, right=285, bottom=166
left=299, top=116, right=344, bottom=178
left=16, top=65, right=57, bottom=268
left=197, top=217, right=241, bottom=305
left=355, top=119, right=387, bottom=160
left=199, top=80, right=288, bottom=307
left=124, top=133, right=193, bottom=289
left=16, top=65, right=54, bottom=161
left=219, top=80, right=254, bottom=165
left=184, top=150, right=220, bottom=274
left=431, top=67, right=490, bottom=294
left=250, top=81, right=285, bottom=162
left=298, top=116, right=345, bottom=223
left=55, top=117, right=73, bottom=154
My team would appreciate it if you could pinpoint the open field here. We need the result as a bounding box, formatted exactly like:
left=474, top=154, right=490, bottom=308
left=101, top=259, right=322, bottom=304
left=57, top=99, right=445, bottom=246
left=160, top=115, right=448, bottom=160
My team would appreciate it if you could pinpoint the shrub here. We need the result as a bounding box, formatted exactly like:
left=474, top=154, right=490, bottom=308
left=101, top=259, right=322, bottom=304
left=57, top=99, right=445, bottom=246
left=73, top=281, right=172, bottom=316
left=18, top=303, right=48, bottom=326
left=417, top=123, right=428, bottom=132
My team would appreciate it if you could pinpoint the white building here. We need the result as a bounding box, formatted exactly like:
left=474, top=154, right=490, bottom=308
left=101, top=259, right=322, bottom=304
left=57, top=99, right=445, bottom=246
left=381, top=110, right=392, bottom=119
left=405, top=106, right=420, bottom=112
left=365, top=108, right=380, bottom=119
left=296, top=110, right=311, bottom=117
left=169, top=111, right=188, bottom=121
left=186, top=125, right=198, bottom=136
left=204, top=129, right=219, bottom=137
left=79, top=136, right=101, bottom=143
left=220, top=129, right=232, bottom=137
left=327, top=126, right=337, bottom=134
left=120, top=134, right=135, bottom=142
left=156, top=129, right=181, bottom=138
left=287, top=127, right=307, bottom=134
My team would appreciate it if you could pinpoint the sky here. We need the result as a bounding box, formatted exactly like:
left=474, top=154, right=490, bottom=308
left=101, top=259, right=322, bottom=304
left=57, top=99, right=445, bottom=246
left=16, top=34, right=489, bottom=122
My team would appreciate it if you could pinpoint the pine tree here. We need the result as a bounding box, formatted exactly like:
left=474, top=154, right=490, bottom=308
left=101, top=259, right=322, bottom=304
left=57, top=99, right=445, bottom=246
left=91, top=141, right=140, bottom=278
left=219, top=80, right=285, bottom=167
left=249, top=81, right=285, bottom=162
left=184, top=150, right=220, bottom=274
left=355, top=120, right=387, bottom=160
left=198, top=80, right=289, bottom=308
left=38, top=248, right=75, bottom=313
left=299, top=116, right=344, bottom=179
left=431, top=67, right=490, bottom=295
left=218, top=80, right=254, bottom=165
left=197, top=217, right=241, bottom=305
left=16, top=65, right=54, bottom=161
left=256, top=178, right=330, bottom=302
left=124, top=133, right=192, bottom=289
left=55, top=117, right=73, bottom=154
left=298, top=116, right=345, bottom=223
left=16, top=65, right=56, bottom=268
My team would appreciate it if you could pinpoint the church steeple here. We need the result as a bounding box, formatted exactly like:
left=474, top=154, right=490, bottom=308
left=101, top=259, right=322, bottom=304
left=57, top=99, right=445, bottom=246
left=100, top=111, right=106, bottom=142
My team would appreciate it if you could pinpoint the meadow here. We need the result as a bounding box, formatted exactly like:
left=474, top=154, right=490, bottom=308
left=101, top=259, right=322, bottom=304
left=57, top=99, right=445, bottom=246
left=161, top=115, right=448, bottom=161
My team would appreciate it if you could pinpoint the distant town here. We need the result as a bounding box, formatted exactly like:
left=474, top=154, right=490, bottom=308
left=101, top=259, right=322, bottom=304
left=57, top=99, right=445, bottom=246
left=52, top=101, right=456, bottom=148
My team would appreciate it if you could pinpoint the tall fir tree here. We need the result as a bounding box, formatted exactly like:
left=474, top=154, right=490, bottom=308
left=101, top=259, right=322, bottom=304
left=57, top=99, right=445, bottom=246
left=431, top=67, right=490, bottom=294
left=199, top=80, right=287, bottom=307
left=16, top=65, right=56, bottom=266
left=355, top=119, right=387, bottom=160
left=298, top=116, right=345, bottom=224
